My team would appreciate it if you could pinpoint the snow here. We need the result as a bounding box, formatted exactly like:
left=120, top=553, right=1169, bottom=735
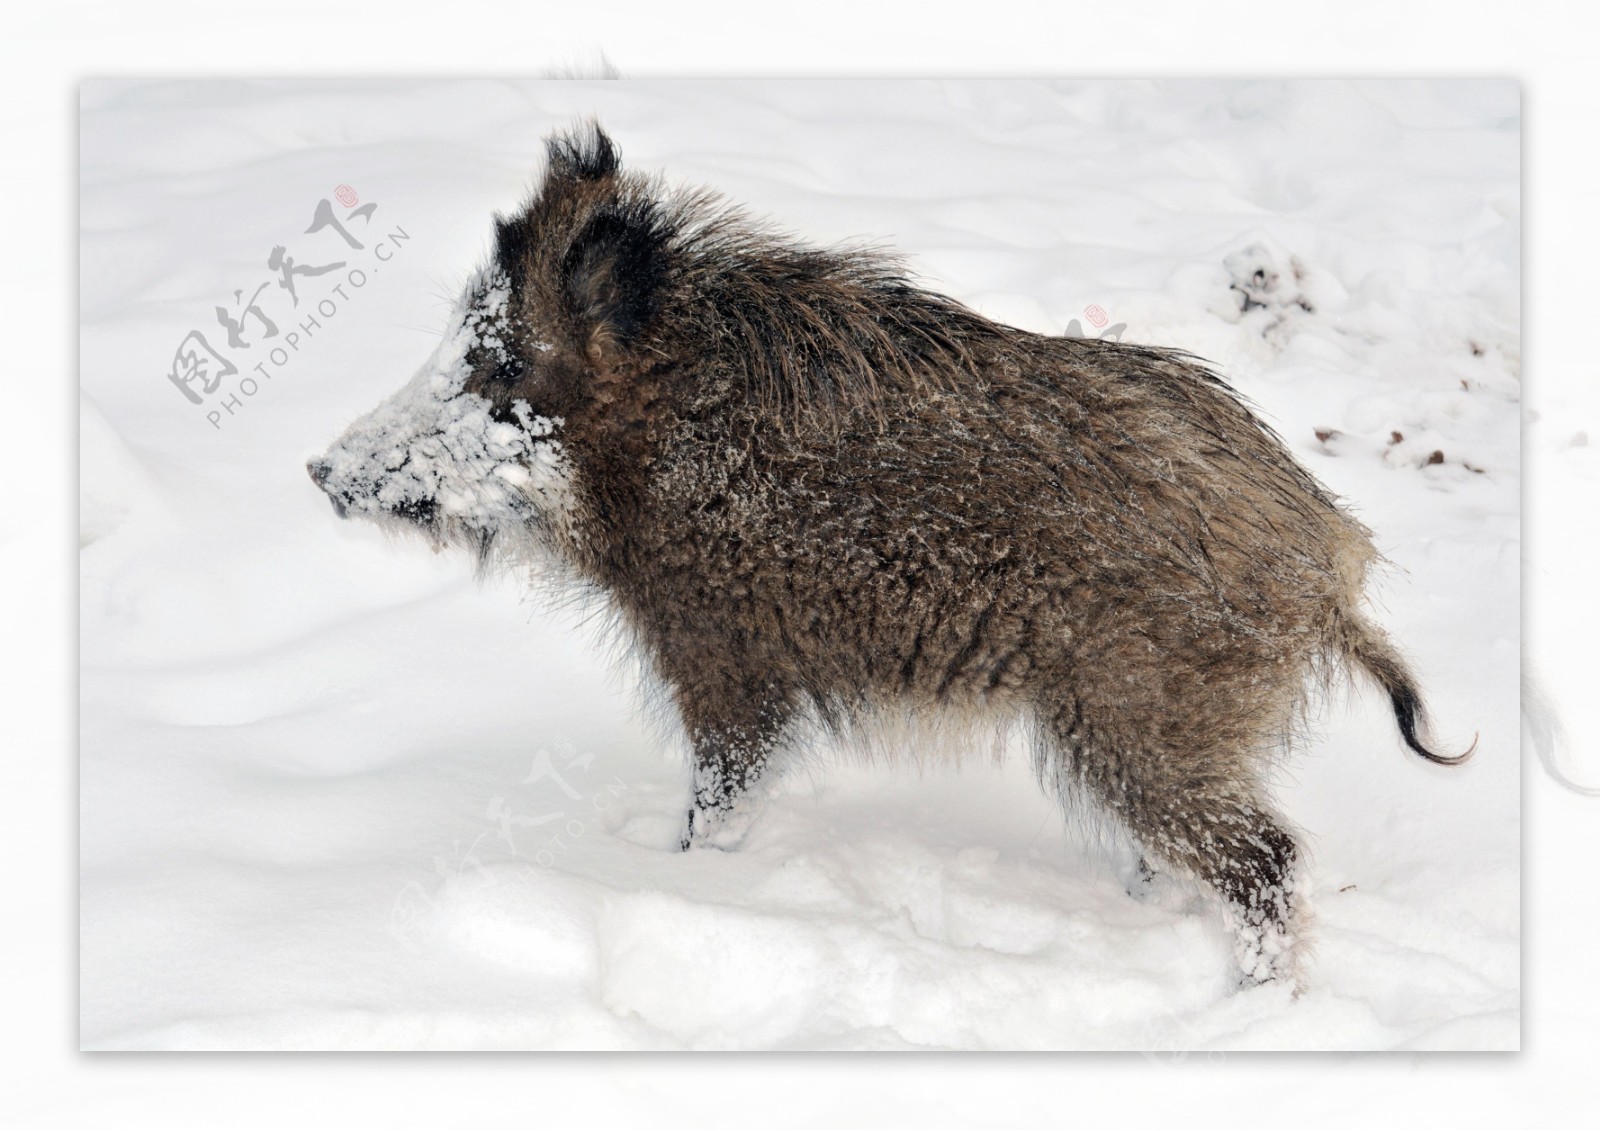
left=79, top=78, right=1519, bottom=1051
left=311, top=263, right=575, bottom=556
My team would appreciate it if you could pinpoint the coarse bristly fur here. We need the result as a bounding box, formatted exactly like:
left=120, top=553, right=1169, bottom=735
left=309, top=120, right=1472, bottom=991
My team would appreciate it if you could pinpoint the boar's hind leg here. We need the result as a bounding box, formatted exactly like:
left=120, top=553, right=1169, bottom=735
left=1043, top=698, right=1305, bottom=988
left=675, top=678, right=795, bottom=852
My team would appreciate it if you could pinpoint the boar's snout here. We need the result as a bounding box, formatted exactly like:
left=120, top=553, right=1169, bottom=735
left=305, top=458, right=348, bottom=518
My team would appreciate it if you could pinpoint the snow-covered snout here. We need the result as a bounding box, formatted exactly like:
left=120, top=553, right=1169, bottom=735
left=307, top=268, right=574, bottom=560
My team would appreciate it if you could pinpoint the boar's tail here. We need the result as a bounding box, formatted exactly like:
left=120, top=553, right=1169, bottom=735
left=1339, top=615, right=1476, bottom=766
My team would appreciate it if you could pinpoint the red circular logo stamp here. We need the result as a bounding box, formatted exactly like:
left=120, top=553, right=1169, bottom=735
left=334, top=184, right=359, bottom=208
left=1084, top=304, right=1109, bottom=329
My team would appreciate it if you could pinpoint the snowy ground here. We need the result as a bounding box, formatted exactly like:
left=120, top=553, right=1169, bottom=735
left=79, top=78, right=1520, bottom=1051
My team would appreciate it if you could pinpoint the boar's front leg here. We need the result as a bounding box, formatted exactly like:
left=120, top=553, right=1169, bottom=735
left=674, top=673, right=796, bottom=852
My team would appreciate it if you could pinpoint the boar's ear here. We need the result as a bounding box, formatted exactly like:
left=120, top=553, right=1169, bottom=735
left=493, top=211, right=534, bottom=292
left=544, top=122, right=621, bottom=183
left=561, top=205, right=669, bottom=368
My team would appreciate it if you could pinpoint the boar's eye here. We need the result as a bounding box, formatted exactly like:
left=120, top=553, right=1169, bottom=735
left=491, top=356, right=526, bottom=386
left=465, top=339, right=525, bottom=388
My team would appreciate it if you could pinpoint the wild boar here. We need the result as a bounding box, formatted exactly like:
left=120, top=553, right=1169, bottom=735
left=308, top=122, right=1469, bottom=987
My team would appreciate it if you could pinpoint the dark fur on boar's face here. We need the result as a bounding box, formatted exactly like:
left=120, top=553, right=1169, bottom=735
left=309, top=122, right=1470, bottom=989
